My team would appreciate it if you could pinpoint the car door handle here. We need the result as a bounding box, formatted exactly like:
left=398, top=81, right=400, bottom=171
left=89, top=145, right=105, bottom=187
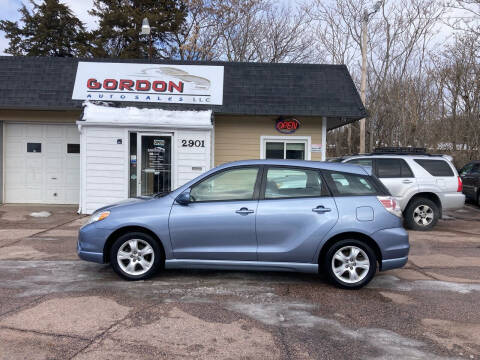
left=402, top=180, right=413, bottom=184
left=312, top=206, right=331, bottom=213
left=235, top=207, right=254, bottom=215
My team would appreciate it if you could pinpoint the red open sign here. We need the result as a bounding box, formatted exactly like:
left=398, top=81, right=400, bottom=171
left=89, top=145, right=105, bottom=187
left=275, top=117, right=300, bottom=134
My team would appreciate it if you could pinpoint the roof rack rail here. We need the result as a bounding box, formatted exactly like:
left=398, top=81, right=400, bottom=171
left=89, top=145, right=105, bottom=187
left=374, top=147, right=427, bottom=154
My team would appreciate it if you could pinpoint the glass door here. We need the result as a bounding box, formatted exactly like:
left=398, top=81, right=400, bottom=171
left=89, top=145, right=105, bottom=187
left=137, top=133, right=172, bottom=196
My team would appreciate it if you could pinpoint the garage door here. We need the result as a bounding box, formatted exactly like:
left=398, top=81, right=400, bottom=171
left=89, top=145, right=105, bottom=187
left=4, top=123, right=80, bottom=204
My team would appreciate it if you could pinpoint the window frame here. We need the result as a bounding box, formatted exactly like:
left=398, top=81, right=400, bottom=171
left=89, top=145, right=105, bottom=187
left=260, top=136, right=311, bottom=160
left=188, top=165, right=264, bottom=204
left=259, top=165, right=331, bottom=200
left=322, top=169, right=389, bottom=197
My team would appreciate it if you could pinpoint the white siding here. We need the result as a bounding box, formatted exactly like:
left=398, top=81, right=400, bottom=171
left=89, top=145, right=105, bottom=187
left=79, top=126, right=212, bottom=214
left=175, top=130, right=212, bottom=187
left=82, top=127, right=127, bottom=214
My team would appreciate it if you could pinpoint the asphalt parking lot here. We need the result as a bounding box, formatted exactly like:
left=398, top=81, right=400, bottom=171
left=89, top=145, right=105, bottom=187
left=0, top=204, right=479, bottom=359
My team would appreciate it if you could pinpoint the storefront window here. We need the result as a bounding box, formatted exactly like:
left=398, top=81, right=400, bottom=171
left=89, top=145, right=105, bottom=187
left=264, top=140, right=307, bottom=160
left=265, top=142, right=284, bottom=159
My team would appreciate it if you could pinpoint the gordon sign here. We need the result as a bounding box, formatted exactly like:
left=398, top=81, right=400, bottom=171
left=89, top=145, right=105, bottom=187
left=72, top=62, right=224, bottom=105
left=275, top=117, right=300, bottom=134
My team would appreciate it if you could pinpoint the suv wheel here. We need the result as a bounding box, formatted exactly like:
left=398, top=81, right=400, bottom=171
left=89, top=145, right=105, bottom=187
left=110, top=232, right=162, bottom=280
left=324, top=239, right=377, bottom=289
left=404, top=197, right=439, bottom=231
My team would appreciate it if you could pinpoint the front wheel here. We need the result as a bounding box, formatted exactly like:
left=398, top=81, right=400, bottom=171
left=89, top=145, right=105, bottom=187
left=110, top=232, right=162, bottom=280
left=324, top=239, right=377, bottom=289
left=404, top=197, right=439, bottom=231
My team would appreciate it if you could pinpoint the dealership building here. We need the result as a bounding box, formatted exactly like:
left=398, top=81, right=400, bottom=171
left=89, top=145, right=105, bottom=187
left=0, top=57, right=366, bottom=214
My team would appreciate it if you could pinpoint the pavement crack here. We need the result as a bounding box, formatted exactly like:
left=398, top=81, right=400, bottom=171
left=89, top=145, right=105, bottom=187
left=68, top=301, right=160, bottom=360
left=278, top=327, right=293, bottom=360
left=406, top=261, right=440, bottom=281
left=0, top=294, right=49, bottom=320
left=0, top=325, right=91, bottom=341
left=0, top=217, right=84, bottom=250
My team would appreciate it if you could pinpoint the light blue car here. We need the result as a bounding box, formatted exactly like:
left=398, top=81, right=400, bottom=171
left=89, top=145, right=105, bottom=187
left=78, top=159, right=409, bottom=289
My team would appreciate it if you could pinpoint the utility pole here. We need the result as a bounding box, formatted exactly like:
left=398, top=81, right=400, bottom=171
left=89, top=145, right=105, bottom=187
left=359, top=1, right=382, bottom=154
left=359, top=9, right=368, bottom=154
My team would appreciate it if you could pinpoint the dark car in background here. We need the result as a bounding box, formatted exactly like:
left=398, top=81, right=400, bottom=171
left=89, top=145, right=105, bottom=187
left=459, top=161, right=480, bottom=205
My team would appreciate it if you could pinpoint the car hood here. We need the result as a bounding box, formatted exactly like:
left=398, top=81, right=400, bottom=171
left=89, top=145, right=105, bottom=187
left=93, top=196, right=154, bottom=213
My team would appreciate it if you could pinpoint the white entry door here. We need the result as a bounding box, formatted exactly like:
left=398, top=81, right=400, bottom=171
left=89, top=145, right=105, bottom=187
left=4, top=123, right=80, bottom=204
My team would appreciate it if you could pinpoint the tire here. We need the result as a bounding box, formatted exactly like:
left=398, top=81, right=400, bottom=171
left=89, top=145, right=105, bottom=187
left=110, top=232, right=162, bottom=280
left=404, top=197, right=439, bottom=231
left=477, top=191, right=480, bottom=207
left=324, top=239, right=377, bottom=289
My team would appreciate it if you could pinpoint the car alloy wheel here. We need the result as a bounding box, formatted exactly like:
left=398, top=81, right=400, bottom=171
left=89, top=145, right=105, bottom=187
left=331, top=245, right=370, bottom=284
left=116, top=239, right=155, bottom=276
left=413, top=205, right=434, bottom=226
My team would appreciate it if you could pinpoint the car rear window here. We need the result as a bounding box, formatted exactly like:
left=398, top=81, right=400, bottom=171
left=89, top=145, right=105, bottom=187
left=323, top=171, right=385, bottom=196
left=414, top=159, right=454, bottom=177
left=376, top=158, right=413, bottom=178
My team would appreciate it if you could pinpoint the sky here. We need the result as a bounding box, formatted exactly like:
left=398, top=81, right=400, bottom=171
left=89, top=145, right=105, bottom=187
left=0, top=0, right=473, bottom=56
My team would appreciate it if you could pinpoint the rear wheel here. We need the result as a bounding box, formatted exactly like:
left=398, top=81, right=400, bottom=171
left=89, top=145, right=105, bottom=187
left=404, top=197, right=439, bottom=231
left=110, top=232, right=162, bottom=280
left=324, top=239, right=377, bottom=289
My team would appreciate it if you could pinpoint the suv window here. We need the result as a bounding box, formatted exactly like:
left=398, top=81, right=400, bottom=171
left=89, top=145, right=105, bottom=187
left=264, top=168, right=327, bottom=199
left=414, top=159, right=454, bottom=177
left=324, top=171, right=380, bottom=196
left=376, top=158, right=413, bottom=178
left=345, top=158, right=373, bottom=167
left=190, top=167, right=259, bottom=202
left=472, top=164, right=480, bottom=174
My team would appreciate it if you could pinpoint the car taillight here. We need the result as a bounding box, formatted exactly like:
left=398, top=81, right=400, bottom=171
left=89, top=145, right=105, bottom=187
left=377, top=196, right=402, bottom=218
left=457, top=176, right=463, bottom=192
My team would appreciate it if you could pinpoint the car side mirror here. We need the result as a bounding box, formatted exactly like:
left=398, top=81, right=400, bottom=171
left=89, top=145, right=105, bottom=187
left=176, top=190, right=191, bottom=206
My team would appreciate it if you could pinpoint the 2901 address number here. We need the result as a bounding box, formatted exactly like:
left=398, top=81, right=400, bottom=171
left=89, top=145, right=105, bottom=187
left=181, top=139, right=205, bottom=148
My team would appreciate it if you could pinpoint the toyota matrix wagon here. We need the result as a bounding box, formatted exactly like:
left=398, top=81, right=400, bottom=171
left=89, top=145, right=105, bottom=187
left=78, top=160, right=409, bottom=289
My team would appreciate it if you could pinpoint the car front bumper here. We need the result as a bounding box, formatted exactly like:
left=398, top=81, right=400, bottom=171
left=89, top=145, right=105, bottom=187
left=77, top=223, right=111, bottom=264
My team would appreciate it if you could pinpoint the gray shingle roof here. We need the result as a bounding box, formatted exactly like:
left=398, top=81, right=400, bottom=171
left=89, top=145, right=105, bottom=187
left=0, top=56, right=366, bottom=123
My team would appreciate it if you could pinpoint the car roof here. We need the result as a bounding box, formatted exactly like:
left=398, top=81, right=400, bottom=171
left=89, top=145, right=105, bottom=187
left=215, top=159, right=371, bottom=175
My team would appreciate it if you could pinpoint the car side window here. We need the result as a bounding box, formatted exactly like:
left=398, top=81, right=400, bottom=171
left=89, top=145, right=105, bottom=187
left=414, top=159, right=454, bottom=177
left=324, top=171, right=379, bottom=196
left=264, top=168, right=327, bottom=199
left=459, top=163, right=473, bottom=176
left=376, top=158, right=413, bottom=178
left=190, top=167, right=259, bottom=202
left=472, top=164, right=480, bottom=174
left=345, top=158, right=373, bottom=167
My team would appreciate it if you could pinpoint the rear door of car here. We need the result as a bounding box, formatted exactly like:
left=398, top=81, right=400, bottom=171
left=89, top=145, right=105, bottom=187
left=255, top=166, right=338, bottom=263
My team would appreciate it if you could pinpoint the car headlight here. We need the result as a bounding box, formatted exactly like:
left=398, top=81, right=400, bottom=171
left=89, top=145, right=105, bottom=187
left=87, top=211, right=110, bottom=224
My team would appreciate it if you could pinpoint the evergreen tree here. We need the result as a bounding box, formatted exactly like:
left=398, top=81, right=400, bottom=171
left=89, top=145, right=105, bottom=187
left=0, top=0, right=90, bottom=57
left=89, top=0, right=187, bottom=58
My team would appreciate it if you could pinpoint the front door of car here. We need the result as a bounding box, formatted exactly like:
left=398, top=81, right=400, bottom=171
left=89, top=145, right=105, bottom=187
left=169, top=166, right=261, bottom=261
left=256, top=166, right=338, bottom=263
